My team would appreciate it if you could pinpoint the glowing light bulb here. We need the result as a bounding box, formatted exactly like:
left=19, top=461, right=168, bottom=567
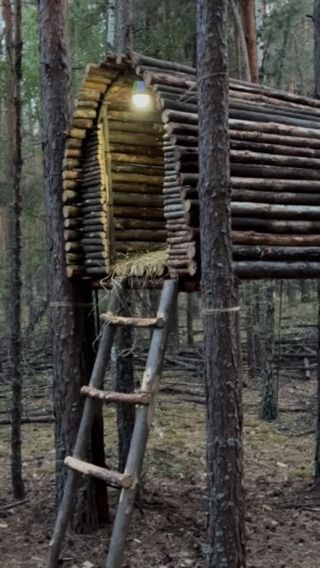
left=132, top=81, right=151, bottom=109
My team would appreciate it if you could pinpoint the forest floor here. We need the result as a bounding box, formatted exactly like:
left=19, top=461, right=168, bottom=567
left=0, top=360, right=320, bottom=567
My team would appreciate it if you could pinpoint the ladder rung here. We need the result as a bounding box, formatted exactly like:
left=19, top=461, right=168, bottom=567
left=101, top=313, right=164, bottom=328
left=81, top=386, right=151, bottom=405
left=64, top=457, right=133, bottom=488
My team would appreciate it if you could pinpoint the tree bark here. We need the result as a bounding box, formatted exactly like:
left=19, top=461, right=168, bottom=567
left=241, top=0, right=259, bottom=83
left=113, top=0, right=135, bottom=473
left=316, top=280, right=320, bottom=485
left=3, top=0, right=24, bottom=500
left=313, top=0, right=320, bottom=486
left=229, top=0, right=251, bottom=82
left=197, top=1, right=245, bottom=566
left=116, top=0, right=132, bottom=52
left=187, top=293, right=194, bottom=347
left=38, top=0, right=108, bottom=530
left=260, top=282, right=277, bottom=421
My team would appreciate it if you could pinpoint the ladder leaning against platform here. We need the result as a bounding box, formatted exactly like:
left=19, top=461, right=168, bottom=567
left=46, top=278, right=178, bottom=568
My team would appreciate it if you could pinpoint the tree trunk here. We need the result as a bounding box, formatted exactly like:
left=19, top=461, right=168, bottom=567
left=253, top=282, right=263, bottom=376
left=3, top=0, right=24, bottom=500
left=106, top=0, right=116, bottom=50
left=316, top=280, right=320, bottom=485
left=314, top=0, right=320, bottom=486
left=168, top=295, right=180, bottom=353
left=38, top=0, right=108, bottom=530
left=244, top=283, right=257, bottom=380
left=116, top=0, right=132, bottom=52
left=229, top=0, right=251, bottom=82
left=260, top=282, right=277, bottom=421
left=113, top=0, right=135, bottom=473
left=115, top=307, right=135, bottom=473
left=241, top=0, right=259, bottom=83
left=197, top=1, right=246, bottom=566
left=187, top=293, right=194, bottom=347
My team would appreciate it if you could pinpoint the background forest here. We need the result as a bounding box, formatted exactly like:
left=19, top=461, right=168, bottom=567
left=0, top=1, right=316, bottom=340
left=1, top=0, right=320, bottom=567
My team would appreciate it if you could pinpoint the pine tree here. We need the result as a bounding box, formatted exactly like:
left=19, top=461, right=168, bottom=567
left=197, top=0, right=246, bottom=565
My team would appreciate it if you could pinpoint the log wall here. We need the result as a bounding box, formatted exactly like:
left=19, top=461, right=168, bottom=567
left=63, top=53, right=320, bottom=282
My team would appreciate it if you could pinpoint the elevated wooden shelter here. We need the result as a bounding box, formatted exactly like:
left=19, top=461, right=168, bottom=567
left=63, top=52, right=320, bottom=283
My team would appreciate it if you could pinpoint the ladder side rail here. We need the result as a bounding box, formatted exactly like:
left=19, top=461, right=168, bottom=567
left=105, top=279, right=178, bottom=568
left=47, top=284, right=123, bottom=568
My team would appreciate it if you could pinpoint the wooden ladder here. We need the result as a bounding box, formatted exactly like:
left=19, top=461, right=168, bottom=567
left=46, top=279, right=178, bottom=568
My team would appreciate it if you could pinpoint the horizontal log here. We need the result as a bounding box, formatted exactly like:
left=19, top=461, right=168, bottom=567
left=114, top=241, right=162, bottom=252
left=109, top=142, right=163, bottom=156
left=75, top=98, right=99, bottom=109
left=85, top=251, right=108, bottom=259
left=111, top=172, right=163, bottom=186
left=115, top=230, right=167, bottom=241
left=113, top=206, right=164, bottom=220
left=64, top=218, right=81, bottom=229
left=63, top=170, right=80, bottom=181
left=108, top=131, right=162, bottom=147
left=233, top=246, right=320, bottom=260
left=232, top=189, right=320, bottom=205
left=231, top=163, right=320, bottom=180
left=232, top=231, right=320, bottom=246
left=167, top=258, right=197, bottom=275
left=230, top=139, right=320, bottom=158
left=114, top=218, right=166, bottom=230
left=65, top=242, right=83, bottom=252
left=78, top=90, right=102, bottom=102
left=231, top=177, right=320, bottom=192
left=229, top=78, right=320, bottom=110
left=84, top=259, right=107, bottom=267
left=111, top=164, right=163, bottom=177
left=107, top=109, right=161, bottom=123
left=63, top=180, right=77, bottom=190
left=72, top=118, right=94, bottom=130
left=111, top=152, right=163, bottom=166
left=81, top=385, right=151, bottom=405
left=64, top=230, right=81, bottom=241
left=230, top=150, right=320, bottom=169
left=63, top=206, right=80, bottom=219
left=64, top=457, right=133, bottom=488
left=234, top=261, right=320, bottom=279
left=133, top=52, right=195, bottom=74
left=109, top=119, right=162, bottom=134
left=232, top=218, right=320, bottom=233
left=232, top=202, right=320, bottom=220
left=68, top=128, right=87, bottom=140
left=83, top=225, right=106, bottom=234
left=65, top=138, right=84, bottom=150
left=66, top=253, right=83, bottom=263
left=112, top=183, right=162, bottom=196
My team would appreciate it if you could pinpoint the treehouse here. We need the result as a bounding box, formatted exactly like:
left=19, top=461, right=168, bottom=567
left=63, top=52, right=320, bottom=285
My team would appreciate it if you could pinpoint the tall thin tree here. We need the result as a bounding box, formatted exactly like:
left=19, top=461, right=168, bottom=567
left=116, top=0, right=132, bottom=52
left=113, top=0, right=135, bottom=473
left=241, top=0, right=259, bottom=83
left=3, top=0, right=24, bottom=500
left=197, top=0, right=246, bottom=565
left=313, top=0, right=320, bottom=485
left=38, top=0, right=108, bottom=530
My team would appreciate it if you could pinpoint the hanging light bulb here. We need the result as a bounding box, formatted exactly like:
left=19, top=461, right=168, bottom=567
left=132, top=80, right=151, bottom=109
